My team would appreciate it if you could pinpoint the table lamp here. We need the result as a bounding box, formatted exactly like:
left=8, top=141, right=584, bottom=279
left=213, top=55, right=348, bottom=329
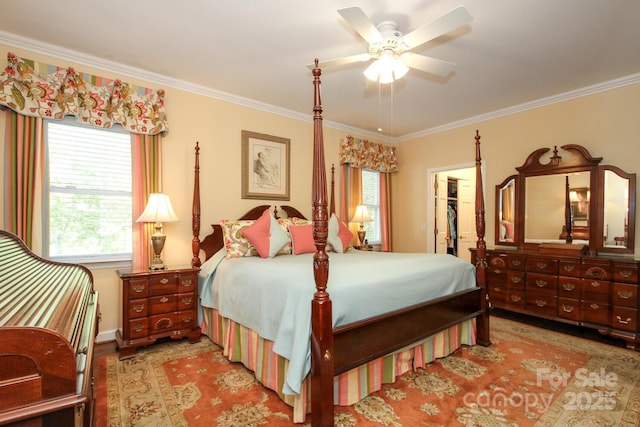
left=136, top=193, right=179, bottom=270
left=351, top=204, right=373, bottom=246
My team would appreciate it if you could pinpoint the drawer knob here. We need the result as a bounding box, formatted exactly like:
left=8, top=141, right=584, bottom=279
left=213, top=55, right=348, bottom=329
left=182, top=297, right=192, bottom=305
left=562, top=304, right=574, bottom=313
left=536, top=262, right=547, bottom=270
left=134, top=324, right=144, bottom=332
left=590, top=303, right=599, bottom=310
left=181, top=279, right=193, bottom=286
left=133, top=284, right=145, bottom=293
left=160, top=278, right=169, bottom=284
left=590, top=281, right=601, bottom=288
left=511, top=277, right=522, bottom=284
left=535, top=299, right=547, bottom=307
left=133, top=304, right=144, bottom=313
left=563, top=265, right=575, bottom=272
left=536, top=280, right=548, bottom=287
left=512, top=259, right=521, bottom=266
left=617, top=290, right=633, bottom=299
left=160, top=296, right=169, bottom=303
left=183, top=316, right=193, bottom=323
left=619, top=269, right=632, bottom=278
left=510, top=295, right=522, bottom=302
left=616, top=316, right=632, bottom=325
left=562, top=283, right=575, bottom=291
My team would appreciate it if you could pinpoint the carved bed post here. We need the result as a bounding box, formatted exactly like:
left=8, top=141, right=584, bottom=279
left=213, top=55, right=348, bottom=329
left=192, top=142, right=201, bottom=267
left=310, top=59, right=334, bottom=426
left=474, top=131, right=491, bottom=346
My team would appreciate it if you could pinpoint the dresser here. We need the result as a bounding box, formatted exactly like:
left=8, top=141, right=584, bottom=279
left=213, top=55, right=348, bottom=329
left=472, top=248, right=640, bottom=350
left=116, top=266, right=201, bottom=359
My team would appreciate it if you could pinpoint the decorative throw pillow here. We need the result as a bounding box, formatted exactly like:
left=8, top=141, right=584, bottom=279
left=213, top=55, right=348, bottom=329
left=289, top=224, right=316, bottom=255
left=220, top=219, right=257, bottom=258
left=327, top=213, right=353, bottom=253
left=276, top=218, right=294, bottom=255
left=241, top=209, right=290, bottom=258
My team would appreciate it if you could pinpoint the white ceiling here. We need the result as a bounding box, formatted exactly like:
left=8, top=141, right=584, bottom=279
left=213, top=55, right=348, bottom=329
left=2, top=0, right=639, bottom=142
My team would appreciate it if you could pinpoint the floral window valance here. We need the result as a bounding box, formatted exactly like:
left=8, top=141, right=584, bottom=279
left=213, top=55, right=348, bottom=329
left=0, top=53, right=168, bottom=135
left=339, top=135, right=398, bottom=173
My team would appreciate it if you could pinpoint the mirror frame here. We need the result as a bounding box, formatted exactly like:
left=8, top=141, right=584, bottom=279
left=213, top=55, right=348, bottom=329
left=495, top=175, right=518, bottom=246
left=495, top=144, right=636, bottom=254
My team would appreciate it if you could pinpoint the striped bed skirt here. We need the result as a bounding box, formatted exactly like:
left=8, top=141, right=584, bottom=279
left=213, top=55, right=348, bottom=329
left=201, top=307, right=476, bottom=423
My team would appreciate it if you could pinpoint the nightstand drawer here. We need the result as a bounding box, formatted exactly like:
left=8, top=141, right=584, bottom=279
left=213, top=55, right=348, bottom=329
left=178, top=274, right=197, bottom=292
left=149, top=275, right=178, bottom=296
left=150, top=313, right=178, bottom=333
left=128, top=299, right=148, bottom=319
left=178, top=293, right=196, bottom=310
left=177, top=310, right=196, bottom=328
left=128, top=279, right=149, bottom=297
left=149, top=294, right=178, bottom=314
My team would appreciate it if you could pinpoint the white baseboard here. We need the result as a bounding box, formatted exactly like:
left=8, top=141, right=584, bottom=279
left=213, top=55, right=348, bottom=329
left=96, top=328, right=117, bottom=343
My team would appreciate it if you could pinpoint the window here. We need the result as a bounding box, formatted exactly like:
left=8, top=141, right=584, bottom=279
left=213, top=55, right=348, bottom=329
left=45, top=119, right=132, bottom=264
left=362, top=169, right=381, bottom=243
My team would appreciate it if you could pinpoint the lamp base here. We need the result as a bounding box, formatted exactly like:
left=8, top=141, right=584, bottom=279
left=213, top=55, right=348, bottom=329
left=357, top=229, right=366, bottom=246
left=149, top=234, right=167, bottom=271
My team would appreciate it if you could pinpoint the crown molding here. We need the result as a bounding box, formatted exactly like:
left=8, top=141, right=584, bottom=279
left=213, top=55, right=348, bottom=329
left=1, top=30, right=636, bottom=145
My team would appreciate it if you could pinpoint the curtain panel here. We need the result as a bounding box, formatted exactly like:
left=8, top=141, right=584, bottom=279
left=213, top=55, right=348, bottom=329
left=0, top=53, right=168, bottom=135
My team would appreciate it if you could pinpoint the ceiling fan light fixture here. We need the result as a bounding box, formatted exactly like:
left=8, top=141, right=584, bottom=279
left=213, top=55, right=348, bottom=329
left=363, top=54, right=409, bottom=84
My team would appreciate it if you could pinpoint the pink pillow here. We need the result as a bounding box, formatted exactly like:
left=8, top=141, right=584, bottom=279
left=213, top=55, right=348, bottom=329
left=289, top=224, right=316, bottom=255
left=241, top=209, right=289, bottom=258
left=327, top=213, right=353, bottom=253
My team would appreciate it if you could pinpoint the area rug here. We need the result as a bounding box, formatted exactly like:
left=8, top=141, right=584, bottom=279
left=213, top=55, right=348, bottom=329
left=96, top=316, right=640, bottom=426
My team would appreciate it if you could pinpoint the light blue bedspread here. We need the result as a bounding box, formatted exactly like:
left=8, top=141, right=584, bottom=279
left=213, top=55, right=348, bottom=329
left=198, top=249, right=476, bottom=396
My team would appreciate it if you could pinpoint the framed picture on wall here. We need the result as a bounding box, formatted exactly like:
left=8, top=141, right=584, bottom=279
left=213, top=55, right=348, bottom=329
left=570, top=187, right=589, bottom=221
left=241, top=130, right=290, bottom=200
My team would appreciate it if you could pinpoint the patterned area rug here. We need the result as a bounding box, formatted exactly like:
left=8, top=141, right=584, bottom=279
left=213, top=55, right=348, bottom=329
left=97, top=316, right=640, bottom=426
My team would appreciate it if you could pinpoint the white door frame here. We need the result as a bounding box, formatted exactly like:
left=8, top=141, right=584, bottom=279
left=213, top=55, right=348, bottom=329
left=426, top=161, right=486, bottom=253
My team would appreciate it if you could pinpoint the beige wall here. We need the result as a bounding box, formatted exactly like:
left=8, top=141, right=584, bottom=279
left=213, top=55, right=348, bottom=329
left=2, top=43, right=639, bottom=342
left=393, top=84, right=640, bottom=254
left=0, top=43, right=371, bottom=341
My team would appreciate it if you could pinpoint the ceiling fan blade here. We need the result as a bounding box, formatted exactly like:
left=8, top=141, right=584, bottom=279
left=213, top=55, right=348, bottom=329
left=401, top=52, right=456, bottom=76
left=338, top=7, right=384, bottom=45
left=308, top=53, right=372, bottom=70
left=402, top=5, right=472, bottom=50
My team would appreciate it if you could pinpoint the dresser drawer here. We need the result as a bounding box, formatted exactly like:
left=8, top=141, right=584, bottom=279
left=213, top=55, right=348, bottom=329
left=489, top=286, right=509, bottom=305
left=149, top=274, right=178, bottom=296
left=559, top=260, right=581, bottom=278
left=526, top=295, right=557, bottom=316
left=558, top=298, right=580, bottom=321
left=582, top=279, right=611, bottom=303
left=611, top=307, right=638, bottom=332
left=582, top=261, right=611, bottom=281
left=526, top=273, right=558, bottom=295
left=149, top=294, right=178, bottom=314
left=506, top=271, right=525, bottom=289
left=526, top=257, right=558, bottom=274
left=128, top=298, right=148, bottom=319
left=558, top=276, right=581, bottom=299
left=178, top=273, right=197, bottom=292
left=612, top=283, right=638, bottom=308
left=507, top=254, right=525, bottom=271
left=581, top=301, right=609, bottom=325
left=612, top=262, right=639, bottom=284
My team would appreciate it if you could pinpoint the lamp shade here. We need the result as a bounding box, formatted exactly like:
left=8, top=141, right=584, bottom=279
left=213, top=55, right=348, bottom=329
left=351, top=205, right=373, bottom=224
left=136, top=193, right=179, bottom=223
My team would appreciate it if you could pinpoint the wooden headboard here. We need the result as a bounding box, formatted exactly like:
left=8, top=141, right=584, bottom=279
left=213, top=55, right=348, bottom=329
left=190, top=150, right=335, bottom=267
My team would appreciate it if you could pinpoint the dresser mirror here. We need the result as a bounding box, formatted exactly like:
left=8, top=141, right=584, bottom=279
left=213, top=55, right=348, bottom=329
left=495, top=144, right=636, bottom=254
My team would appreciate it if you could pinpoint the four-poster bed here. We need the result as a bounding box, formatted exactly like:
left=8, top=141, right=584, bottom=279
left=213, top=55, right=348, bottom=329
left=191, top=60, right=489, bottom=426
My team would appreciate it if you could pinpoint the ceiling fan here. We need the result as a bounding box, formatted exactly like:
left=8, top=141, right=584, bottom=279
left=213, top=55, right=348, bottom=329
left=313, top=5, right=472, bottom=83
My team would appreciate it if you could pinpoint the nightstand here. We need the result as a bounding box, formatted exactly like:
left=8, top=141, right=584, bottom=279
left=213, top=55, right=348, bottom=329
left=115, top=266, right=201, bottom=359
